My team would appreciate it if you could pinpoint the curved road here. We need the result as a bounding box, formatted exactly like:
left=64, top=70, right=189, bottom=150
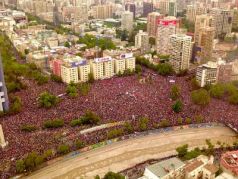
left=26, top=126, right=237, bottom=179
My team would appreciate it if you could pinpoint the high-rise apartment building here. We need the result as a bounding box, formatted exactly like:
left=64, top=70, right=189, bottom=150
left=186, top=4, right=207, bottom=22
left=196, top=61, right=218, bottom=87
left=78, top=63, right=91, bottom=82
left=61, top=65, right=79, bottom=84
left=232, top=8, right=238, bottom=31
left=196, top=26, right=215, bottom=62
left=92, top=4, right=114, bottom=19
left=156, top=16, right=178, bottom=55
left=125, top=3, right=136, bottom=19
left=135, top=30, right=150, bottom=54
left=121, top=11, right=134, bottom=33
left=194, top=15, right=213, bottom=45
left=91, top=56, right=114, bottom=80
left=61, top=5, right=88, bottom=23
left=169, top=34, right=193, bottom=73
left=159, top=0, right=177, bottom=17
left=147, top=12, right=164, bottom=37
left=115, top=58, right=126, bottom=74
left=143, top=2, right=153, bottom=17
left=209, top=8, right=233, bottom=37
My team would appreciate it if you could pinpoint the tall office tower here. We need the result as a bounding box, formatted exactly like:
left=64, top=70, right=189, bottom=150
left=156, top=16, right=178, bottom=55
left=209, top=8, right=233, bottom=38
left=125, top=3, right=136, bottom=19
left=159, top=0, right=177, bottom=17
left=121, top=11, right=134, bottom=33
left=0, top=54, right=9, bottom=112
left=186, top=4, right=207, bottom=22
left=92, top=4, right=114, bottom=19
left=169, top=34, right=193, bottom=73
left=143, top=2, right=153, bottom=17
left=147, top=12, right=164, bottom=37
left=135, top=30, right=150, bottom=54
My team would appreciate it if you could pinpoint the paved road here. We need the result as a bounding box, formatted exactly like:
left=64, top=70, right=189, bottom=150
left=26, top=126, right=237, bottom=179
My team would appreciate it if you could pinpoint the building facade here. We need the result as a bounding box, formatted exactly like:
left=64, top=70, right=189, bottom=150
left=169, top=34, right=193, bottom=73
left=147, top=12, right=164, bottom=37
left=135, top=30, right=150, bottom=54
left=156, top=16, right=178, bottom=55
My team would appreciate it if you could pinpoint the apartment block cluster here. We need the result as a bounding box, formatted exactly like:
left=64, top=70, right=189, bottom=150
left=0, top=8, right=27, bottom=31
left=140, top=153, right=238, bottom=179
left=133, top=0, right=238, bottom=77
left=53, top=53, right=135, bottom=84
left=2, top=17, right=135, bottom=85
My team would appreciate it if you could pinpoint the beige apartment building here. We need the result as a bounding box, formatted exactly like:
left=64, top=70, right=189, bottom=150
left=196, top=61, right=218, bottom=87
left=194, top=15, right=213, bottom=45
left=135, top=30, right=150, bottom=54
left=91, top=60, right=104, bottom=80
left=115, top=58, right=126, bottom=74
left=60, top=54, right=135, bottom=84
left=125, top=55, right=136, bottom=72
left=209, top=8, right=233, bottom=37
left=169, top=34, right=193, bottom=73
left=159, top=0, right=177, bottom=17
left=61, top=65, right=79, bottom=84
left=186, top=4, right=207, bottom=23
left=78, top=64, right=90, bottom=82
left=121, top=11, right=134, bottom=33
left=91, top=57, right=115, bottom=80
left=147, top=12, right=163, bottom=37
left=197, top=27, right=215, bottom=62
left=92, top=4, right=114, bottom=19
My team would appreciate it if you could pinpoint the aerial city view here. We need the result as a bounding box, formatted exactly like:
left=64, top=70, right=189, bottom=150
left=0, top=0, right=238, bottom=178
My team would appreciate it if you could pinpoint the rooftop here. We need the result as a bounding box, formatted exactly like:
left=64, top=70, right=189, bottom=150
left=185, top=160, right=204, bottom=173
left=146, top=157, right=185, bottom=178
left=204, top=164, right=218, bottom=174
left=221, top=150, right=238, bottom=176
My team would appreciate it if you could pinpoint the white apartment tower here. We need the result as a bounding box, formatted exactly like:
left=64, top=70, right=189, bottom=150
left=169, top=34, right=193, bottom=73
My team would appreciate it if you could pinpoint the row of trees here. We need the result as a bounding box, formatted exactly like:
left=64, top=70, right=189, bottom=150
left=190, top=82, right=238, bottom=107
left=20, top=111, right=101, bottom=132
left=176, top=139, right=215, bottom=161
left=77, top=34, right=116, bottom=50
left=16, top=138, right=85, bottom=174
left=95, top=172, right=125, bottom=179
left=136, top=56, right=174, bottom=76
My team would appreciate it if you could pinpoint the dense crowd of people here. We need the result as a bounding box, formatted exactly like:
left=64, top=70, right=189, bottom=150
left=0, top=69, right=238, bottom=178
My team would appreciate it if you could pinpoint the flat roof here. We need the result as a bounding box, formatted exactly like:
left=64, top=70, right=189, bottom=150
left=146, top=157, right=185, bottom=178
left=185, top=160, right=204, bottom=173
